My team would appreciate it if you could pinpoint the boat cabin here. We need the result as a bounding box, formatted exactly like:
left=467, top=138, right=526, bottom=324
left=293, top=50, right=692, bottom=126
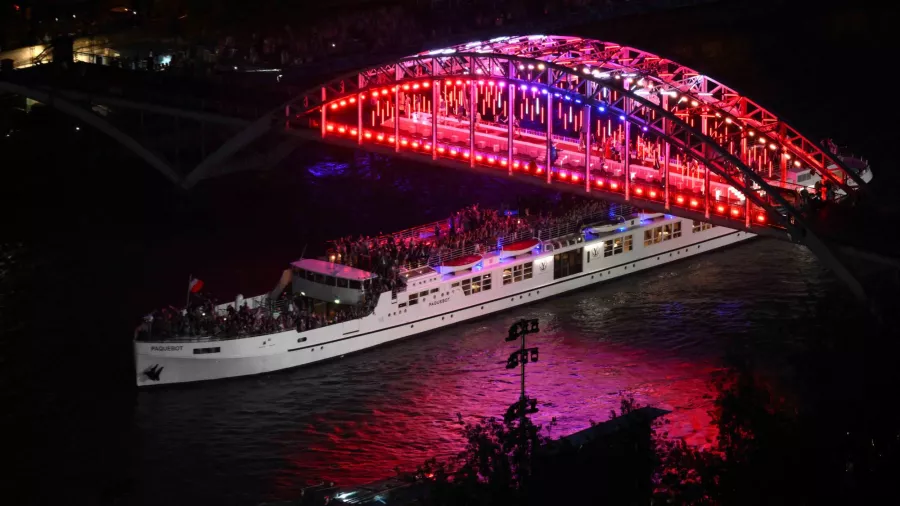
left=291, top=258, right=377, bottom=305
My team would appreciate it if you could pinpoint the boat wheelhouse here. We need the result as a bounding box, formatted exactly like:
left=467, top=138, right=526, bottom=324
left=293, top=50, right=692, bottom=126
left=291, top=258, right=377, bottom=305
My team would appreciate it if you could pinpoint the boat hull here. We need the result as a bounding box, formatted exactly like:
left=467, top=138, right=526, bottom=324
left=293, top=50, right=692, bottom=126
left=135, top=224, right=753, bottom=386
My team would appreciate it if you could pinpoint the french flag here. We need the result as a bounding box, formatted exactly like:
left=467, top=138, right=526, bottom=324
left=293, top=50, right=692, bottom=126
left=189, top=278, right=204, bottom=293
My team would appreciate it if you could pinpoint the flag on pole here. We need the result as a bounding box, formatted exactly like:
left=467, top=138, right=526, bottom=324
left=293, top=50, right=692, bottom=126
left=189, top=278, right=204, bottom=293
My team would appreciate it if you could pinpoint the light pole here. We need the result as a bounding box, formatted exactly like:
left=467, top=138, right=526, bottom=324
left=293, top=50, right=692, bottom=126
left=504, top=318, right=540, bottom=423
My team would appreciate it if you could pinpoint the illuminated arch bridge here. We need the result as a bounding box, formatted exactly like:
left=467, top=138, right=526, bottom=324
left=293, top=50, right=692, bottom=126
left=289, top=35, right=873, bottom=298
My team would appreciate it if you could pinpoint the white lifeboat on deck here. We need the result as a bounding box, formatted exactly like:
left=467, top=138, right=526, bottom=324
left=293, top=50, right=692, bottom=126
left=438, top=254, right=483, bottom=274
left=500, top=238, right=540, bottom=258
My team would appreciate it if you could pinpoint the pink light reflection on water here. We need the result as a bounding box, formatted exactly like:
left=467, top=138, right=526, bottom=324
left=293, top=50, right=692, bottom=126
left=276, top=323, right=722, bottom=489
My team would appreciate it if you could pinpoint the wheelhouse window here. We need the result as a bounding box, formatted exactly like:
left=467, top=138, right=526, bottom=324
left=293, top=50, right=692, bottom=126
left=337, top=278, right=349, bottom=288
left=503, top=268, right=513, bottom=285
left=349, top=280, right=362, bottom=289
left=673, top=222, right=682, bottom=238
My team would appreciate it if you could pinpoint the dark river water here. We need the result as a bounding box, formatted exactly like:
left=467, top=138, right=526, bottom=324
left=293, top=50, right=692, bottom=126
left=5, top=4, right=897, bottom=504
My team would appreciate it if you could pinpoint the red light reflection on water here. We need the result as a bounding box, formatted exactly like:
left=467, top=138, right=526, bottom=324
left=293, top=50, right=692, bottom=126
left=275, top=328, right=723, bottom=491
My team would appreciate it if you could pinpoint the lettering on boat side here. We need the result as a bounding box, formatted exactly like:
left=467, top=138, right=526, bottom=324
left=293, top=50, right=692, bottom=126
left=591, top=247, right=601, bottom=258
left=150, top=345, right=184, bottom=352
left=429, top=297, right=450, bottom=307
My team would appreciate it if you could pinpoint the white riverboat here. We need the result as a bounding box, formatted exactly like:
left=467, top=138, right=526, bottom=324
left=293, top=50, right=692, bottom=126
left=134, top=209, right=754, bottom=386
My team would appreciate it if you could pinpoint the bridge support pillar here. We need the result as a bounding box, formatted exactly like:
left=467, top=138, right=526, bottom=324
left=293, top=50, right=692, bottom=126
left=469, top=77, right=476, bottom=168
left=624, top=98, right=631, bottom=201
left=394, top=84, right=400, bottom=153
left=508, top=83, right=515, bottom=176
left=320, top=87, right=327, bottom=139
left=546, top=72, right=554, bottom=183
left=432, top=80, right=439, bottom=161
left=742, top=136, right=750, bottom=229
left=584, top=103, right=591, bottom=192
left=357, top=92, right=363, bottom=146
left=663, top=94, right=670, bottom=211
left=702, top=114, right=710, bottom=219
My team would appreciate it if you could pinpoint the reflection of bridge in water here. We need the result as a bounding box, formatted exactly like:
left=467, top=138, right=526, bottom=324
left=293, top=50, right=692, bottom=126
left=2, top=35, right=896, bottom=302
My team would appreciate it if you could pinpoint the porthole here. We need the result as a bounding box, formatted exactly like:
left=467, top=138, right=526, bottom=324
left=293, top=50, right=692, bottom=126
left=442, top=316, right=445, bottom=320
left=657, top=257, right=660, bottom=260
left=451, top=314, right=453, bottom=318
left=520, top=295, right=523, bottom=299
left=697, top=245, right=701, bottom=249
left=632, top=264, right=635, bottom=268
left=410, top=325, right=414, bottom=328
left=481, top=306, right=484, bottom=310
left=591, top=276, right=594, bottom=279
left=319, top=346, right=323, bottom=350
left=311, top=348, right=315, bottom=352
left=537, top=291, right=540, bottom=294
left=669, top=253, right=672, bottom=257
left=528, top=293, right=531, bottom=297
left=677, top=251, right=680, bottom=255
left=297, top=337, right=307, bottom=343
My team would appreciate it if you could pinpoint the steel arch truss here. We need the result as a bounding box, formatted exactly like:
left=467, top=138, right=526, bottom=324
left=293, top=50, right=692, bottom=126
left=290, top=35, right=867, bottom=193
left=291, top=52, right=814, bottom=232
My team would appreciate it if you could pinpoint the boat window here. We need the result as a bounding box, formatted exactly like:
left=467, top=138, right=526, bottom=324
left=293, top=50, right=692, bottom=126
left=349, top=280, right=362, bottom=289
left=295, top=269, right=305, bottom=278
left=482, top=273, right=492, bottom=291
left=315, top=273, right=325, bottom=284
left=613, top=238, right=624, bottom=255
left=624, top=235, right=633, bottom=252
left=524, top=262, right=533, bottom=279
left=673, top=222, right=682, bottom=238
left=337, top=278, right=349, bottom=288
left=604, top=240, right=613, bottom=257
left=307, top=270, right=316, bottom=281
left=692, top=220, right=713, bottom=233
left=452, top=282, right=460, bottom=288
left=399, top=302, right=407, bottom=308
left=503, top=268, right=513, bottom=285
left=325, top=275, right=336, bottom=286
left=409, top=292, right=419, bottom=306
left=644, top=229, right=653, bottom=247
left=513, top=264, right=524, bottom=283
left=430, top=288, right=439, bottom=294
left=663, top=224, right=673, bottom=241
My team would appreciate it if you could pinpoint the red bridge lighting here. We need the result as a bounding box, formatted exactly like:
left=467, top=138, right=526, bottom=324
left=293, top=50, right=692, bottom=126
left=595, top=179, right=604, bottom=187
left=689, top=199, right=699, bottom=208
left=634, top=187, right=643, bottom=195
left=731, top=208, right=741, bottom=217
left=675, top=195, right=685, bottom=204
left=330, top=104, right=338, bottom=110
left=716, top=204, right=726, bottom=213
left=610, top=182, right=618, bottom=190
left=756, top=214, right=767, bottom=223
left=572, top=174, right=580, bottom=182
left=338, top=127, right=346, bottom=133
left=649, top=190, right=657, bottom=198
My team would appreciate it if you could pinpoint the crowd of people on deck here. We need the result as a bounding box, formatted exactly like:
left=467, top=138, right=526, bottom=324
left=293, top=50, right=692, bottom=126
left=136, top=290, right=376, bottom=340
left=137, top=196, right=623, bottom=341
